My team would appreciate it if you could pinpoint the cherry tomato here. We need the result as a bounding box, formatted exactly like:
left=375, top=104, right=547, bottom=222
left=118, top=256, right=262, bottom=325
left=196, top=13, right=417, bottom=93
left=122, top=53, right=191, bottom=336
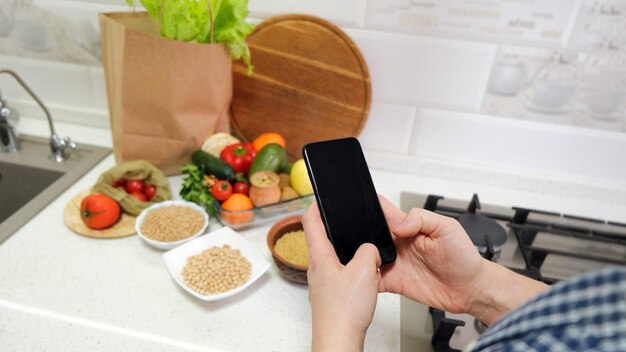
left=111, top=178, right=127, bottom=188
left=211, top=180, right=233, bottom=202
left=144, top=184, right=157, bottom=200
left=233, top=181, right=250, bottom=196
left=80, top=194, right=121, bottom=229
left=130, top=191, right=147, bottom=202
left=125, top=179, right=145, bottom=193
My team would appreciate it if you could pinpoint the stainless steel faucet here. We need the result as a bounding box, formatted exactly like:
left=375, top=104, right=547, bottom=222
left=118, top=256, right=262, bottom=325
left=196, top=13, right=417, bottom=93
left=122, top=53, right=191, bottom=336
left=0, top=69, right=77, bottom=162
left=0, top=93, right=20, bottom=152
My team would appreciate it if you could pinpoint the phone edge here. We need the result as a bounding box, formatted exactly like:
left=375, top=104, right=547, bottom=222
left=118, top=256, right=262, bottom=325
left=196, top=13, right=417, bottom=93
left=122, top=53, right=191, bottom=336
left=302, top=143, right=338, bottom=251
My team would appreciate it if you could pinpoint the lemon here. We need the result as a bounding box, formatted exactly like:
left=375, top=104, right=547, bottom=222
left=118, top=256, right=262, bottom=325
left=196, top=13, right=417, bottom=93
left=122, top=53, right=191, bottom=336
left=290, top=159, right=313, bottom=196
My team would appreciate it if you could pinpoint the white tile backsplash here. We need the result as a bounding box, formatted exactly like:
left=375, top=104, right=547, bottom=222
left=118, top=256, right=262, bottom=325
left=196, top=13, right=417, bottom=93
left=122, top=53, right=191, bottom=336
left=34, top=0, right=128, bottom=34
left=359, top=102, right=416, bottom=153
left=89, top=66, right=107, bottom=111
left=248, top=0, right=367, bottom=28
left=410, top=108, right=626, bottom=183
left=4, top=0, right=624, bottom=188
left=0, top=55, right=108, bottom=127
left=0, top=55, right=94, bottom=108
left=345, top=28, right=497, bottom=112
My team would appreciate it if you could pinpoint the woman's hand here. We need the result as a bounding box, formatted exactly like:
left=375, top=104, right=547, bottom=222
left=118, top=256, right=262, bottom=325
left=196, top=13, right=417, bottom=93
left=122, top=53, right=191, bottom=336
left=378, top=196, right=548, bottom=325
left=303, top=203, right=381, bottom=352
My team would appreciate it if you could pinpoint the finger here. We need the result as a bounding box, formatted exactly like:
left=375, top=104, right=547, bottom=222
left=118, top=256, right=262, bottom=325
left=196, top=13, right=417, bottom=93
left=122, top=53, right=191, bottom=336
left=392, top=208, right=425, bottom=237
left=378, top=195, right=406, bottom=229
left=302, top=202, right=340, bottom=265
left=393, top=208, right=449, bottom=238
left=347, top=243, right=381, bottom=271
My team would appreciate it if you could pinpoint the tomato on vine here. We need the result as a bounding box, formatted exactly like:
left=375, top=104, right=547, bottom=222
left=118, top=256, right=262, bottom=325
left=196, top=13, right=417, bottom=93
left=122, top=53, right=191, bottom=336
left=125, top=179, right=145, bottom=193
left=211, top=180, right=233, bottom=201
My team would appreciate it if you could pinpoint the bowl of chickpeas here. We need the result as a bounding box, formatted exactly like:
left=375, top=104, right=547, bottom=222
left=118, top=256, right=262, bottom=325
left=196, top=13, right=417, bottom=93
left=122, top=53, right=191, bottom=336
left=267, top=215, right=309, bottom=285
left=163, top=227, right=271, bottom=301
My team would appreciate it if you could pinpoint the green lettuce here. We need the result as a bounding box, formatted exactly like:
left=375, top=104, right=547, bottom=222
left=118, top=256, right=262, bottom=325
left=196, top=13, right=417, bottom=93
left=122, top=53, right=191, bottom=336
left=126, top=0, right=254, bottom=74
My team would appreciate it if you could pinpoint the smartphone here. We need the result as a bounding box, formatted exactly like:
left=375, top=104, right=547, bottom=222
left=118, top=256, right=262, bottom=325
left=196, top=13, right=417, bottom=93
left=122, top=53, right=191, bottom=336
left=303, top=137, right=396, bottom=266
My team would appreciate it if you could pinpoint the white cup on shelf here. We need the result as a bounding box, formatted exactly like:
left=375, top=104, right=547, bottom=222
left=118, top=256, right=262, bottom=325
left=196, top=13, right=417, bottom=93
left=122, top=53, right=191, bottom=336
left=580, top=87, right=626, bottom=117
left=522, top=79, right=578, bottom=111
left=488, top=55, right=527, bottom=96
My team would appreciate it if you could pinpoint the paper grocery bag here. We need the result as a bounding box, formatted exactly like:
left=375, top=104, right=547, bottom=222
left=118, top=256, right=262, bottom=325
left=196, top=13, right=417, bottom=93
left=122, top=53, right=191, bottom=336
left=99, top=12, right=231, bottom=175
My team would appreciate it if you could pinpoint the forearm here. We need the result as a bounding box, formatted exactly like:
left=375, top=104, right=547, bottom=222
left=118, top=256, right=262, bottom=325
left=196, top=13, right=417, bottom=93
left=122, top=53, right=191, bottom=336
left=312, top=325, right=365, bottom=352
left=468, top=260, right=549, bottom=326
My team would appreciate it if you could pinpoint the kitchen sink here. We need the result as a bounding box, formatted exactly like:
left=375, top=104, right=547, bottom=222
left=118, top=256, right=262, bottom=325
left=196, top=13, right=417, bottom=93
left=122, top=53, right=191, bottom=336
left=0, top=162, right=64, bottom=223
left=0, top=135, right=110, bottom=244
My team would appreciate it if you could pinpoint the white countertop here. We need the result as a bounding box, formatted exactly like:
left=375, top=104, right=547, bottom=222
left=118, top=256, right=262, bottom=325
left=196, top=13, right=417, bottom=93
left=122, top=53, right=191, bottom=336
left=0, top=153, right=400, bottom=351
left=1, top=119, right=625, bottom=351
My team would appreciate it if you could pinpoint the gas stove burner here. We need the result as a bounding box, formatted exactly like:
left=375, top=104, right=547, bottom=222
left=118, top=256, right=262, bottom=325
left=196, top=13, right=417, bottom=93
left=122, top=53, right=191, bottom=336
left=474, top=318, right=488, bottom=334
left=457, top=194, right=507, bottom=257
left=458, top=213, right=507, bottom=253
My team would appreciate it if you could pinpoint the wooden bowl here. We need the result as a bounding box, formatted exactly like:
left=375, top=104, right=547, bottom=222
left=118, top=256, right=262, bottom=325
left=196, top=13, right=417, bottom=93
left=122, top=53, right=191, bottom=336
left=267, top=215, right=308, bottom=285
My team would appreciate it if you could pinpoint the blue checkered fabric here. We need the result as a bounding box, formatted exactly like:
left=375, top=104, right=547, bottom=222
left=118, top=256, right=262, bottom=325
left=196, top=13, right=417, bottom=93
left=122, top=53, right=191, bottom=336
left=470, top=267, right=626, bottom=352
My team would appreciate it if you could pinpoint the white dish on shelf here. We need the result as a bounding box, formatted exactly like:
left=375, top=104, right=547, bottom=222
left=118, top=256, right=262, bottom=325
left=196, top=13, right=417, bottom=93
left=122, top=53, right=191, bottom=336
left=135, top=200, right=209, bottom=250
left=521, top=94, right=574, bottom=115
left=589, top=108, right=625, bottom=121
left=162, top=227, right=270, bottom=302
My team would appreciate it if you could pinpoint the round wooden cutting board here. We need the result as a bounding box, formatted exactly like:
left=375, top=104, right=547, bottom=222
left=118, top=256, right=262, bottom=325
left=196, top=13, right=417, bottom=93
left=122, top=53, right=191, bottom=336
left=64, top=189, right=136, bottom=239
left=231, top=15, right=371, bottom=160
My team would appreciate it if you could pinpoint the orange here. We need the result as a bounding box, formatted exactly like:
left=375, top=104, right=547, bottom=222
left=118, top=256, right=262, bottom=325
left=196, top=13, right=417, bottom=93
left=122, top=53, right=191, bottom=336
left=253, top=132, right=286, bottom=152
left=220, top=194, right=255, bottom=225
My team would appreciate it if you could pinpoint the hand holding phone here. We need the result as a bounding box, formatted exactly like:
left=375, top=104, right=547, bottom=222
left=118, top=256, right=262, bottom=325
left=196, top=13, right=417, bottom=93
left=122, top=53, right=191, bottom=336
left=303, top=137, right=396, bottom=266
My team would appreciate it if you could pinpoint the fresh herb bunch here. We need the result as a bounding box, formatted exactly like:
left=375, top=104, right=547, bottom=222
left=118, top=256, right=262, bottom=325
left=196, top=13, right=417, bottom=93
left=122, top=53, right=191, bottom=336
left=180, top=163, right=218, bottom=218
left=126, top=0, right=255, bottom=74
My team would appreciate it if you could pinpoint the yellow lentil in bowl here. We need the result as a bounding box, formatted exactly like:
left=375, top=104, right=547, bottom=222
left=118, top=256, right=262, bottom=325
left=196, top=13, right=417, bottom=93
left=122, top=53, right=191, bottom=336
left=274, top=230, right=308, bottom=268
left=267, top=216, right=309, bottom=284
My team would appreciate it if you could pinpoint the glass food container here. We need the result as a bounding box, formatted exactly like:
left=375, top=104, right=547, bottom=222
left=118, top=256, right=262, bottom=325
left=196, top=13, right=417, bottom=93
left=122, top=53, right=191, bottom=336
left=215, top=193, right=315, bottom=230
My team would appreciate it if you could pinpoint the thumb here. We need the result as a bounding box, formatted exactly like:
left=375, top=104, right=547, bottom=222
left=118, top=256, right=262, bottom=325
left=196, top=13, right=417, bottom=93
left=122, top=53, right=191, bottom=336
left=348, top=243, right=381, bottom=270
left=392, top=208, right=424, bottom=238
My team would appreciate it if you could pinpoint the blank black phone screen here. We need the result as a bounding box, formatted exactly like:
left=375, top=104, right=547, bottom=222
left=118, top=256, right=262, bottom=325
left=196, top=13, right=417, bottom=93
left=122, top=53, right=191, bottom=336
left=303, top=137, right=396, bottom=266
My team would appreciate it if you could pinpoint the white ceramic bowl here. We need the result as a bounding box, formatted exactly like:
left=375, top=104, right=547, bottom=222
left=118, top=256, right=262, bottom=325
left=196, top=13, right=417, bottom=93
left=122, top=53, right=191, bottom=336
left=163, top=227, right=271, bottom=301
left=135, top=200, right=209, bottom=250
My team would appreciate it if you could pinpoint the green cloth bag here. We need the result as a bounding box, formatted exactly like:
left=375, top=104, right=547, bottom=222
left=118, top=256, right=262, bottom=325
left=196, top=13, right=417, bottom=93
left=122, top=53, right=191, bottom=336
left=92, top=160, right=172, bottom=215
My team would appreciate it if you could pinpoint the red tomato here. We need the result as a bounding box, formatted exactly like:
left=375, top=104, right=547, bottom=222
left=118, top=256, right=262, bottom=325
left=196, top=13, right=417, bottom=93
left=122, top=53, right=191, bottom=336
left=80, top=194, right=121, bottom=229
left=144, top=184, right=157, bottom=200
left=111, top=178, right=127, bottom=188
left=233, top=181, right=250, bottom=196
left=211, top=180, right=233, bottom=202
left=125, top=179, right=145, bottom=193
left=130, top=191, right=147, bottom=202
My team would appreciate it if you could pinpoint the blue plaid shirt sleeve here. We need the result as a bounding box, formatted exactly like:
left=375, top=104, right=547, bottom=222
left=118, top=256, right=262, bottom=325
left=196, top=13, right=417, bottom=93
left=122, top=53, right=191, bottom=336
left=470, top=267, right=626, bottom=352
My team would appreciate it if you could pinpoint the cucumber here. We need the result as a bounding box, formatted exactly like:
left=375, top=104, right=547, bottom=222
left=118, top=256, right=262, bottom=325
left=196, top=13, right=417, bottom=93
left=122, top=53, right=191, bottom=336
left=191, top=150, right=235, bottom=180
left=281, top=160, right=293, bottom=174
left=248, top=143, right=288, bottom=177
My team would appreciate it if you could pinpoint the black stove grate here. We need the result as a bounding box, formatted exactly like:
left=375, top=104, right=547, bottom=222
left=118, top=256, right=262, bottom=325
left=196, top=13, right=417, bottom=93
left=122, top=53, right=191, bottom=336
left=423, top=194, right=626, bottom=284
left=420, top=193, right=626, bottom=351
